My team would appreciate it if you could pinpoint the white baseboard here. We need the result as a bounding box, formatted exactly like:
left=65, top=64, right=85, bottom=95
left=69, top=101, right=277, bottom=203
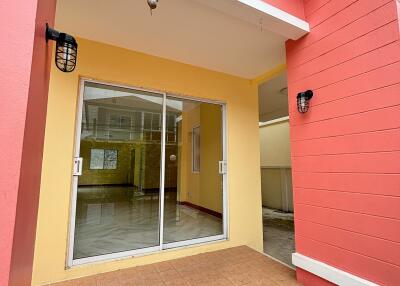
left=292, top=253, right=379, bottom=286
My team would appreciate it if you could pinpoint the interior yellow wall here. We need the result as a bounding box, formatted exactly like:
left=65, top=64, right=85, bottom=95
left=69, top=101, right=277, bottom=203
left=178, top=104, right=223, bottom=213
left=32, top=38, right=262, bottom=285
left=178, top=105, right=200, bottom=204
left=79, top=140, right=133, bottom=185
left=78, top=141, right=176, bottom=189
left=259, top=119, right=291, bottom=167
left=199, top=104, right=223, bottom=213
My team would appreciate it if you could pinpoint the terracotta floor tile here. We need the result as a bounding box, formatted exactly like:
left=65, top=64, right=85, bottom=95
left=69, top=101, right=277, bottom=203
left=209, top=278, right=234, bottom=286
left=182, top=272, right=206, bottom=284
left=120, top=280, right=146, bottom=286
left=144, top=279, right=165, bottom=286
left=159, top=269, right=181, bottom=282
left=219, top=264, right=243, bottom=276
left=50, top=281, right=73, bottom=286
left=175, top=263, right=199, bottom=276
left=200, top=269, right=223, bottom=280
left=171, top=258, right=194, bottom=269
left=270, top=274, right=302, bottom=286
left=226, top=273, right=254, bottom=286
left=71, top=276, right=96, bottom=286
left=155, top=261, right=175, bottom=273
left=176, top=268, right=196, bottom=277
left=247, top=278, right=279, bottom=286
left=47, top=246, right=299, bottom=286
left=164, top=278, right=190, bottom=286
left=136, top=264, right=157, bottom=275
left=142, top=272, right=163, bottom=283
left=96, top=270, right=120, bottom=286
left=119, top=270, right=142, bottom=283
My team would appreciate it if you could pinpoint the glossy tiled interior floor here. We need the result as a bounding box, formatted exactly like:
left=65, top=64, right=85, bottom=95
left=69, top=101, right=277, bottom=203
left=74, top=186, right=223, bottom=259
left=50, top=246, right=301, bottom=286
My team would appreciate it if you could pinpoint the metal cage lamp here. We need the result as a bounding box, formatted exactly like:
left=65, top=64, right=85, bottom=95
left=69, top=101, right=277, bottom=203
left=46, top=24, right=78, bottom=72
left=297, top=90, right=313, bottom=113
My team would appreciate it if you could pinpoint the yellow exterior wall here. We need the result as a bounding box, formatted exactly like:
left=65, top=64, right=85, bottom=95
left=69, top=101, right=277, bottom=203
left=259, top=119, right=293, bottom=210
left=32, top=38, right=262, bottom=285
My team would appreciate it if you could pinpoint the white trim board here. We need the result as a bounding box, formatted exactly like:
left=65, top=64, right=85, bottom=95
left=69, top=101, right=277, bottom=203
left=292, top=253, right=379, bottom=286
left=237, top=0, right=309, bottom=32
left=259, top=116, right=289, bottom=127
left=193, top=0, right=309, bottom=40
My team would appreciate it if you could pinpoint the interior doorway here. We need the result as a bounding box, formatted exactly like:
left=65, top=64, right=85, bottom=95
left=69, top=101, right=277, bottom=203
left=258, top=71, right=295, bottom=267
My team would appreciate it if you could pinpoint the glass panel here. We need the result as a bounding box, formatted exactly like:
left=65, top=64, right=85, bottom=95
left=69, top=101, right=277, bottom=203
left=163, top=97, right=224, bottom=244
left=73, top=82, right=163, bottom=259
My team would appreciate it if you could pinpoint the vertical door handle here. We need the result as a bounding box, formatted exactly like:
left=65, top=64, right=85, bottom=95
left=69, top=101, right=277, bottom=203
left=73, top=157, right=83, bottom=176
left=219, top=161, right=227, bottom=175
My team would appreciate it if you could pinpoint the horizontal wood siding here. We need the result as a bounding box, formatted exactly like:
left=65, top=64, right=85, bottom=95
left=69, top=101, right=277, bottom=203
left=286, top=1, right=400, bottom=285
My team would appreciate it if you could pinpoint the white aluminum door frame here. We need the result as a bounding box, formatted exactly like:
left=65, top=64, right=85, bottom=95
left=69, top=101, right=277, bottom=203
left=161, top=94, right=228, bottom=250
left=67, top=78, right=228, bottom=267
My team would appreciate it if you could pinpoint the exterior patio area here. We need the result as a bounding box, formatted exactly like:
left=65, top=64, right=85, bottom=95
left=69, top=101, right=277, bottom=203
left=3, top=1, right=399, bottom=286
left=49, top=246, right=300, bottom=286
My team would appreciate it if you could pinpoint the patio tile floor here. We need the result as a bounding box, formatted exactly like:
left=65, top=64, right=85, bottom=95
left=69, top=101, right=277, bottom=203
left=49, top=246, right=301, bottom=286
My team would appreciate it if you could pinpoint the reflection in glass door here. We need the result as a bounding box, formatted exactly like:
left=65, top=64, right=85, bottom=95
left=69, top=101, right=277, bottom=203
left=163, top=97, right=225, bottom=247
left=69, top=80, right=226, bottom=265
left=70, top=82, right=164, bottom=262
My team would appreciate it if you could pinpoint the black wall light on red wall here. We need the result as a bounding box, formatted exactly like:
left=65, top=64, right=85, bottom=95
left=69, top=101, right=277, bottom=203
left=297, top=90, right=313, bottom=113
left=46, top=23, right=78, bottom=73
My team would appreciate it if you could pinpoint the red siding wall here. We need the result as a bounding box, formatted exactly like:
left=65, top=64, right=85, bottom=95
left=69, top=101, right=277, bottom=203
left=262, top=0, right=305, bottom=20
left=286, top=0, right=400, bottom=285
left=0, top=0, right=55, bottom=285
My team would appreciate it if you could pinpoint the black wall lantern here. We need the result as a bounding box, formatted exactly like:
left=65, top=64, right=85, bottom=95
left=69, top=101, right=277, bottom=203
left=297, top=90, right=313, bottom=113
left=46, top=24, right=78, bottom=72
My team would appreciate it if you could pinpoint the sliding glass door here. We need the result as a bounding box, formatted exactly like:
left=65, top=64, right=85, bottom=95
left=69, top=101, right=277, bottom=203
left=162, top=97, right=224, bottom=247
left=69, top=80, right=226, bottom=265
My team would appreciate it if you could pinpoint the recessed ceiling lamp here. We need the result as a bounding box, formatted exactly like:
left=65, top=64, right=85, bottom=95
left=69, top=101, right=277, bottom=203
left=279, top=87, right=288, bottom=96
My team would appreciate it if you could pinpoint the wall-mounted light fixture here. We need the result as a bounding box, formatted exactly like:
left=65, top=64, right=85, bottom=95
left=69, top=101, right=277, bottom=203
left=46, top=23, right=78, bottom=72
left=297, top=90, right=313, bottom=113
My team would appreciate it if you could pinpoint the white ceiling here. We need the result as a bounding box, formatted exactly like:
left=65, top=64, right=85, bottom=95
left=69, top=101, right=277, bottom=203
left=258, top=71, right=288, bottom=122
left=55, top=0, right=289, bottom=78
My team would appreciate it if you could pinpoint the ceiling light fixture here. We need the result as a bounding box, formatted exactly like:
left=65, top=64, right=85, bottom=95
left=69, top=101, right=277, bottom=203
left=279, top=87, right=288, bottom=96
left=147, top=0, right=159, bottom=14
